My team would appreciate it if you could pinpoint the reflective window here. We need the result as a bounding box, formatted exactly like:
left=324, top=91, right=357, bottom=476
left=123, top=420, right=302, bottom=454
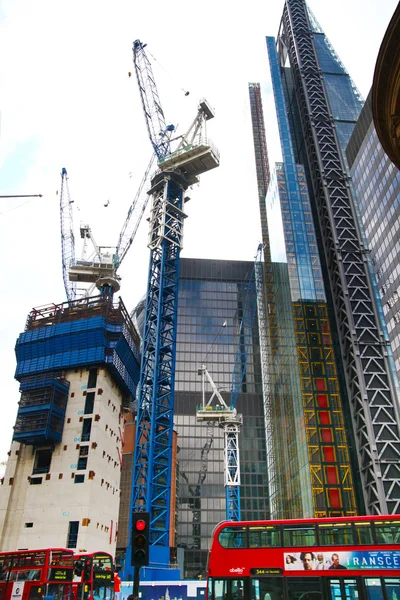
left=252, top=577, right=284, bottom=600
left=353, top=521, right=373, bottom=545
left=318, top=523, right=354, bottom=546
left=287, top=577, right=322, bottom=600
left=218, top=526, right=247, bottom=548
left=383, top=578, right=400, bottom=600
left=283, top=524, right=316, bottom=547
left=213, top=580, right=228, bottom=600
left=248, top=526, right=281, bottom=548
left=374, top=521, right=400, bottom=545
left=329, top=579, right=359, bottom=600
left=365, top=578, right=384, bottom=600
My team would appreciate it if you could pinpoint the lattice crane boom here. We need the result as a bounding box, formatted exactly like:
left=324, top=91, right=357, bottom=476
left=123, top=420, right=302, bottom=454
left=132, top=40, right=174, bottom=161
left=59, top=168, right=77, bottom=303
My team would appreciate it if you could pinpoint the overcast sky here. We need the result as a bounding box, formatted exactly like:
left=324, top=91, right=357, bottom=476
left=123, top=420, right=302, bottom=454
left=0, top=0, right=397, bottom=463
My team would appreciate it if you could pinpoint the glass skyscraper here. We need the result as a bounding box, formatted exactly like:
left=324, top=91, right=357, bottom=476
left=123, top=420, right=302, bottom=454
left=174, top=258, right=269, bottom=577
left=256, top=0, right=400, bottom=516
left=250, top=75, right=357, bottom=518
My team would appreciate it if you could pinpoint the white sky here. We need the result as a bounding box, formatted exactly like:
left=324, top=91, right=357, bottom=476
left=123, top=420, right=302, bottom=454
left=0, top=0, right=397, bottom=463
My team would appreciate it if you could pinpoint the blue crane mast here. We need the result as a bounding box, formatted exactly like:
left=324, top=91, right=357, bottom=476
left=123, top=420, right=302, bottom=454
left=197, top=244, right=263, bottom=521
left=125, top=40, right=219, bottom=577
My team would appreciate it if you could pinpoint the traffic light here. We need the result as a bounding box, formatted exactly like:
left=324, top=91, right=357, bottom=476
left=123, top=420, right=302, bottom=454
left=131, top=512, right=150, bottom=567
left=74, top=559, right=84, bottom=578
left=83, top=558, right=92, bottom=581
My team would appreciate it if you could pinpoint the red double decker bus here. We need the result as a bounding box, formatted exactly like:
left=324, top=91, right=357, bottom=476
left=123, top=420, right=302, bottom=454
left=73, top=552, right=114, bottom=600
left=206, top=516, right=400, bottom=600
left=0, top=548, right=74, bottom=600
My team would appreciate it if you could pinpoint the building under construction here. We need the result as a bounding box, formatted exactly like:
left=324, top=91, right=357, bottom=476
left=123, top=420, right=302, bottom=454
left=0, top=295, right=140, bottom=554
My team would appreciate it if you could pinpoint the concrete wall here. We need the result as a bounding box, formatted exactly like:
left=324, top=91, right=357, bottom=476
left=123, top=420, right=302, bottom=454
left=0, top=367, right=125, bottom=553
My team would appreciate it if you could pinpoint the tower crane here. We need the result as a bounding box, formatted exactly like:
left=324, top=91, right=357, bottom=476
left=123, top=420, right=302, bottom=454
left=125, top=39, right=219, bottom=575
left=59, top=155, right=156, bottom=302
left=58, top=39, right=219, bottom=576
left=59, top=42, right=217, bottom=304
left=196, top=244, right=263, bottom=521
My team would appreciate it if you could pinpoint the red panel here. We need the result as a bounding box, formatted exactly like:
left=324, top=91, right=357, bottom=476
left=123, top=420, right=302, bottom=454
left=326, top=466, right=338, bottom=484
left=322, top=429, right=332, bottom=442
left=329, top=489, right=341, bottom=508
left=315, top=378, right=326, bottom=391
left=323, top=446, right=335, bottom=462
left=317, top=394, right=328, bottom=407
left=319, top=412, right=330, bottom=425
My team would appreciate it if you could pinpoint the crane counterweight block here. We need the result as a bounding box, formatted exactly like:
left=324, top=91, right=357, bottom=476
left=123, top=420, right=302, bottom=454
left=147, top=170, right=189, bottom=197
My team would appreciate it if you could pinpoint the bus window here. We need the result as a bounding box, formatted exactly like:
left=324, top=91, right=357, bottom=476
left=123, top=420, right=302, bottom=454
left=374, top=521, right=400, bottom=545
left=353, top=521, right=373, bottom=545
left=383, top=578, right=400, bottom=600
left=46, top=584, right=71, bottom=600
left=92, top=583, right=113, bottom=600
left=218, top=527, right=247, bottom=548
left=364, top=578, right=384, bottom=600
left=318, top=523, right=354, bottom=546
left=283, top=525, right=316, bottom=547
left=252, top=577, right=284, bottom=600
left=213, top=580, right=228, bottom=600
left=230, top=580, right=244, bottom=600
left=328, top=579, right=359, bottom=600
left=28, top=585, right=44, bottom=600
left=287, top=577, right=322, bottom=600
left=249, top=526, right=281, bottom=548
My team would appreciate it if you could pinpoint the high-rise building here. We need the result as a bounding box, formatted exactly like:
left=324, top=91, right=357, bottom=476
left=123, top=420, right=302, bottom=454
left=175, top=258, right=269, bottom=577
left=260, top=0, right=400, bottom=516
left=124, top=257, right=269, bottom=578
left=346, top=92, right=400, bottom=384
left=0, top=295, right=140, bottom=554
left=249, top=81, right=357, bottom=519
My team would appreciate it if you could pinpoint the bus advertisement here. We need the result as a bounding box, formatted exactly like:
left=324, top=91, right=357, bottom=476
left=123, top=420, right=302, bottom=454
left=206, top=515, right=400, bottom=600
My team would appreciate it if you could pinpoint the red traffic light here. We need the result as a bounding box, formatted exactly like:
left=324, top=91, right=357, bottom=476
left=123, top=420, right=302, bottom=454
left=131, top=512, right=150, bottom=567
left=135, top=519, right=146, bottom=531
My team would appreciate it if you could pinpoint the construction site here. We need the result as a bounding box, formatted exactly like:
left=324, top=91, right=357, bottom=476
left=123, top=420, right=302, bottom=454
left=3, top=1, right=400, bottom=596
left=0, top=37, right=268, bottom=583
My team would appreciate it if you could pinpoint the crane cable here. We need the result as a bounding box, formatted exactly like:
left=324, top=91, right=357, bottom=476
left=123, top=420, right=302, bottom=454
left=202, top=320, right=228, bottom=364
left=147, top=49, right=190, bottom=98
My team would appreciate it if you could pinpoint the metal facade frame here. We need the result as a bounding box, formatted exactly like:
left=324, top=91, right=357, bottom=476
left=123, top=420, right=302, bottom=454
left=280, top=0, right=400, bottom=514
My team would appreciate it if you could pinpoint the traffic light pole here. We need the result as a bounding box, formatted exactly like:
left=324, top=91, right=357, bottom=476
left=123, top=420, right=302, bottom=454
left=133, top=566, right=140, bottom=600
